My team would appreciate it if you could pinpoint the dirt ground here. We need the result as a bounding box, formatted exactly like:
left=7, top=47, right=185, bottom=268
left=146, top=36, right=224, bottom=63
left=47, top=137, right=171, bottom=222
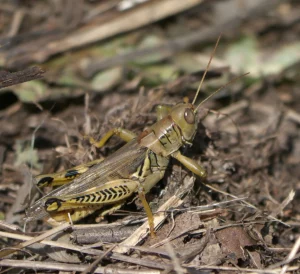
left=0, top=0, right=299, bottom=273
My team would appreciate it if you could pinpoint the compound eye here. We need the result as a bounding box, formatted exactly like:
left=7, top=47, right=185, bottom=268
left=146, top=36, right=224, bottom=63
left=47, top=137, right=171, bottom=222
left=184, top=108, right=195, bottom=124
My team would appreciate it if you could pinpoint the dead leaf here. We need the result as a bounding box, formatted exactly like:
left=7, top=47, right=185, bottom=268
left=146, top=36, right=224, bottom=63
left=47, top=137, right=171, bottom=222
left=215, top=227, right=257, bottom=263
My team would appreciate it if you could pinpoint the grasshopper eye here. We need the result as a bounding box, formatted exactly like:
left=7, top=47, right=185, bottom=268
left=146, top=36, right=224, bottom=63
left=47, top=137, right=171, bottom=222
left=184, top=108, right=195, bottom=124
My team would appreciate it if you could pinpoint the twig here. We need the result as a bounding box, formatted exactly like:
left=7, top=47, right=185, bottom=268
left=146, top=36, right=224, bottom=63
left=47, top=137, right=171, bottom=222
left=163, top=241, right=185, bottom=274
left=81, top=244, right=117, bottom=274
left=0, top=223, right=70, bottom=258
left=113, top=177, right=195, bottom=253
left=202, top=182, right=290, bottom=227
left=81, top=0, right=283, bottom=76
left=178, top=231, right=210, bottom=263
left=185, top=265, right=299, bottom=273
left=0, top=230, right=170, bottom=270
left=151, top=224, right=201, bottom=249
left=7, top=9, right=25, bottom=37
left=4, top=0, right=204, bottom=67
left=280, top=236, right=300, bottom=274
left=0, top=220, right=23, bottom=233
left=113, top=195, right=184, bottom=254
left=286, top=108, right=300, bottom=124
left=0, top=66, right=44, bottom=89
left=0, top=259, right=160, bottom=274
left=271, top=190, right=295, bottom=217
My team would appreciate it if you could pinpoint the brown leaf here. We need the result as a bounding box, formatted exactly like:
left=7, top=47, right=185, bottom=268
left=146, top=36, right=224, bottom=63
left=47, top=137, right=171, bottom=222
left=215, top=227, right=256, bottom=262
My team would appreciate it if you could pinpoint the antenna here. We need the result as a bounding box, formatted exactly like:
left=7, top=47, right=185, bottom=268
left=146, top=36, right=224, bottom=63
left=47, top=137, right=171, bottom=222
left=195, top=72, right=250, bottom=111
left=192, top=35, right=221, bottom=105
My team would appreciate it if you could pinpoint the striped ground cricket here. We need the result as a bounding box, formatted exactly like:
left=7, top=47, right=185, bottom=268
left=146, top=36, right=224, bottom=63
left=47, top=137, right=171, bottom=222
left=25, top=37, right=247, bottom=236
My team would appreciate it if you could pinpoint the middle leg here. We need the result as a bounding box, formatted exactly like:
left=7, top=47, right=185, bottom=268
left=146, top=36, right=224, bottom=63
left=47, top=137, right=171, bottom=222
left=88, top=128, right=137, bottom=148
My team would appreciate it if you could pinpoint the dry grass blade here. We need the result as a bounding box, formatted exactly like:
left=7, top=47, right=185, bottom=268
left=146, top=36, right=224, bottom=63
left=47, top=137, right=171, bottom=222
left=268, top=236, right=300, bottom=274
left=201, top=182, right=290, bottom=227
left=0, top=230, right=170, bottom=270
left=164, top=241, right=185, bottom=274
left=114, top=195, right=184, bottom=254
left=4, top=0, right=204, bottom=66
left=0, top=259, right=161, bottom=274
left=185, top=265, right=299, bottom=273
left=114, top=177, right=195, bottom=254
left=0, top=220, right=23, bottom=233
left=0, top=223, right=70, bottom=258
left=81, top=244, right=117, bottom=274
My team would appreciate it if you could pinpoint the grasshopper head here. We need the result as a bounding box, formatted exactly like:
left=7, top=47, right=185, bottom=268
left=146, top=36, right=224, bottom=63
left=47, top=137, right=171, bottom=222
left=170, top=103, right=197, bottom=145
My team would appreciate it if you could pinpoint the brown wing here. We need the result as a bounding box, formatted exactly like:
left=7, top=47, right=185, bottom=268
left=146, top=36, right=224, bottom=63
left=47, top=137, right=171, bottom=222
left=26, top=139, right=147, bottom=221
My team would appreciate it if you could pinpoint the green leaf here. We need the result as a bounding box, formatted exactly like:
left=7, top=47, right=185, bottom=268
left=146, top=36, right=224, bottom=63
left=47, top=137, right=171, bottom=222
left=91, top=67, right=123, bottom=92
left=12, top=80, right=47, bottom=102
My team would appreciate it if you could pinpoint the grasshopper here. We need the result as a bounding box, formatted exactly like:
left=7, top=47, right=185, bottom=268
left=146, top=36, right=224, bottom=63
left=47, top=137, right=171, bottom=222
left=25, top=37, right=240, bottom=236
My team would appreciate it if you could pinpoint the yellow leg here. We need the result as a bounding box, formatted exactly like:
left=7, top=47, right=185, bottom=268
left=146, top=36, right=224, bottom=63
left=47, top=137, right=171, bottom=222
left=98, top=201, right=124, bottom=217
left=172, top=151, right=207, bottom=178
left=44, top=179, right=140, bottom=213
left=44, top=179, right=156, bottom=237
left=46, top=205, right=102, bottom=225
left=47, top=202, right=123, bottom=226
left=35, top=158, right=104, bottom=188
left=88, top=128, right=136, bottom=149
left=138, top=186, right=155, bottom=237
